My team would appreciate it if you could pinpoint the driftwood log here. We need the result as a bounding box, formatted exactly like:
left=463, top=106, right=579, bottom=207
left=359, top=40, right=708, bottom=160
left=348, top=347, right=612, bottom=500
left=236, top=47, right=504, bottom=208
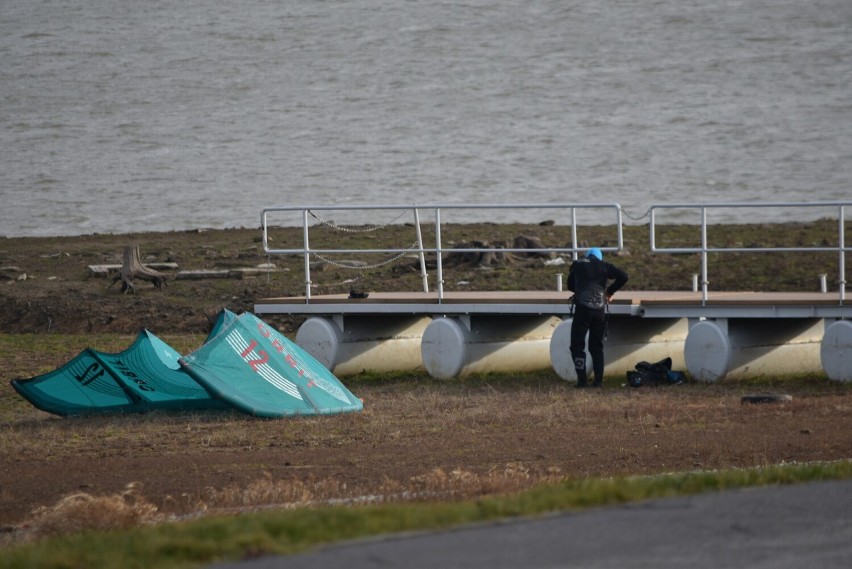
left=109, top=245, right=167, bottom=293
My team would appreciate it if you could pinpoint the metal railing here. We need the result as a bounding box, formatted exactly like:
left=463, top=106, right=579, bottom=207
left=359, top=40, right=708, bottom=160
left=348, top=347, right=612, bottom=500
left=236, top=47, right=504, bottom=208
left=261, top=203, right=624, bottom=301
left=649, top=201, right=849, bottom=304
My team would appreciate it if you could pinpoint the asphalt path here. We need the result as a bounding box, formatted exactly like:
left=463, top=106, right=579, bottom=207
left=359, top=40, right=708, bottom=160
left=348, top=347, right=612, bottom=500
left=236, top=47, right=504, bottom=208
left=210, top=479, right=852, bottom=569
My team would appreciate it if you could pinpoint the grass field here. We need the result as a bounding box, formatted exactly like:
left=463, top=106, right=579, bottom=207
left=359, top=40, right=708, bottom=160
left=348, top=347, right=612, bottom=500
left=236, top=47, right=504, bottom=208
left=1, top=220, right=850, bottom=567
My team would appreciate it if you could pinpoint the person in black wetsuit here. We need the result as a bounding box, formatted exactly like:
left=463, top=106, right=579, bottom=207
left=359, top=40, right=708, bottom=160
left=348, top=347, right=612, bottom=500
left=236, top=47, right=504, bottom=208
left=567, top=247, right=628, bottom=388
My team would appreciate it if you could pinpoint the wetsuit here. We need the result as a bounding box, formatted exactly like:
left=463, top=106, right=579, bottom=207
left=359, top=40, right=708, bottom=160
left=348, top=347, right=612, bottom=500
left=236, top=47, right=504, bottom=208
left=567, top=256, right=628, bottom=386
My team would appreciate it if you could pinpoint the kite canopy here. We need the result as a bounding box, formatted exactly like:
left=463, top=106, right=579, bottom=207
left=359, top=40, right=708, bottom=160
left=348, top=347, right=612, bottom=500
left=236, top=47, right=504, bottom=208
left=207, top=307, right=238, bottom=339
left=10, top=329, right=227, bottom=416
left=180, top=312, right=363, bottom=418
left=11, top=310, right=362, bottom=418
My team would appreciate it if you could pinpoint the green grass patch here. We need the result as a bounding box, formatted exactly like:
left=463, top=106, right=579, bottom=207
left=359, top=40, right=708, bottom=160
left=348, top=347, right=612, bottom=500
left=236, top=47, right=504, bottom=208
left=2, top=461, right=850, bottom=569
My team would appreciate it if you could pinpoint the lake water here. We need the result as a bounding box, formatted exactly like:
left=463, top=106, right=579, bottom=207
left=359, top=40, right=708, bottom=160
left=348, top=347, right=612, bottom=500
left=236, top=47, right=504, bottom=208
left=1, top=0, right=850, bottom=237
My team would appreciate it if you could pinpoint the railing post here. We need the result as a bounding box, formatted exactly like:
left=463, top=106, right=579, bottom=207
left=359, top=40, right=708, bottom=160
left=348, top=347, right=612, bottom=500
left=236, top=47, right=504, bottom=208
left=700, top=206, right=709, bottom=304
left=570, top=208, right=578, bottom=261
left=435, top=208, right=444, bottom=302
left=261, top=209, right=270, bottom=252
left=649, top=207, right=656, bottom=252
left=840, top=205, right=846, bottom=304
left=302, top=209, right=312, bottom=301
left=615, top=205, right=624, bottom=250
left=413, top=208, right=429, bottom=293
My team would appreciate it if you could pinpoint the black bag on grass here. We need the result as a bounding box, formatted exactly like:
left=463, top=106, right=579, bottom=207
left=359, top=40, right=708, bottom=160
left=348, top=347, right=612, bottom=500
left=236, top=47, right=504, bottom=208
left=626, top=357, right=686, bottom=387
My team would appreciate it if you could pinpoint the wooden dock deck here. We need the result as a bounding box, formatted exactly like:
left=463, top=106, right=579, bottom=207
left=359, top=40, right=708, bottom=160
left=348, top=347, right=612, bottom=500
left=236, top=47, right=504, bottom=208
left=256, top=290, right=848, bottom=318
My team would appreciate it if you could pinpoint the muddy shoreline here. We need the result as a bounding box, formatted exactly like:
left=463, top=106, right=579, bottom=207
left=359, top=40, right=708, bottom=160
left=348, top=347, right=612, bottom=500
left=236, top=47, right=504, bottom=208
left=1, top=220, right=844, bottom=335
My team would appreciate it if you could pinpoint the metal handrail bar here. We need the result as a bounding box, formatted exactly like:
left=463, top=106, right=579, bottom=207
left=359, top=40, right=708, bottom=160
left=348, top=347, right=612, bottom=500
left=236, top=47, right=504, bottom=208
left=261, top=205, right=623, bottom=255
left=261, top=247, right=605, bottom=254
left=261, top=203, right=624, bottom=302
left=649, top=201, right=849, bottom=304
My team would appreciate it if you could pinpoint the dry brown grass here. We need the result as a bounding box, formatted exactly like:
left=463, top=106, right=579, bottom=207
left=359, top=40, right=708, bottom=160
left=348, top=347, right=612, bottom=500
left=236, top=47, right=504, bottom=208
left=2, top=331, right=851, bottom=545
left=4, top=483, right=162, bottom=546
left=197, top=462, right=549, bottom=512
left=2, top=462, right=559, bottom=547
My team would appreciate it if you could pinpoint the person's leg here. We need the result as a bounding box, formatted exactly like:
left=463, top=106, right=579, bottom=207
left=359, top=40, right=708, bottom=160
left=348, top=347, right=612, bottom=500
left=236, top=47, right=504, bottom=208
left=570, top=307, right=591, bottom=387
left=587, top=310, right=607, bottom=386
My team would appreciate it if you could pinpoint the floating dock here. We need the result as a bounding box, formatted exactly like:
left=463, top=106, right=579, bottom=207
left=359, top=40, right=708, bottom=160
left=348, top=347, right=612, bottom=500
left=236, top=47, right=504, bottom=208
left=255, top=200, right=850, bottom=382
left=255, top=291, right=852, bottom=382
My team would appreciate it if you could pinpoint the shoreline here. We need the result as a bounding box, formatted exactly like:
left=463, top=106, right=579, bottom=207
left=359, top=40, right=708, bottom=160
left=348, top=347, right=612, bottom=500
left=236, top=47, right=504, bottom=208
left=0, top=213, right=847, bottom=240
left=2, top=202, right=848, bottom=240
left=0, top=220, right=847, bottom=335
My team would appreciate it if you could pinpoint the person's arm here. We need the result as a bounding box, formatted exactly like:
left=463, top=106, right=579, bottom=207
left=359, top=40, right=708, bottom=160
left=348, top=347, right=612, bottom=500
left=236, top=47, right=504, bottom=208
left=566, top=264, right=577, bottom=292
left=605, top=264, right=628, bottom=297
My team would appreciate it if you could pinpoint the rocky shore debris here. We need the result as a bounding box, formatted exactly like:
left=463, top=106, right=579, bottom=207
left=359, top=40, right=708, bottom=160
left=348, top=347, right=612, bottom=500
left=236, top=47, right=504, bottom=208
left=441, top=234, right=559, bottom=269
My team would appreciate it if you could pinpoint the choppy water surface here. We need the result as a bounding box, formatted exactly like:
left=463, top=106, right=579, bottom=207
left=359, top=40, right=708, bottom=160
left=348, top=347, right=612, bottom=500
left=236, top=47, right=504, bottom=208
left=1, top=0, right=850, bottom=236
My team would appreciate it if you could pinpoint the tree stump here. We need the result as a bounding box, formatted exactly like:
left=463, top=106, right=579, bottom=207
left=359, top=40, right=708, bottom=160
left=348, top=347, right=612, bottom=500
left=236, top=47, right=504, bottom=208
left=419, top=234, right=560, bottom=270
left=443, top=240, right=509, bottom=268
left=110, top=245, right=167, bottom=293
